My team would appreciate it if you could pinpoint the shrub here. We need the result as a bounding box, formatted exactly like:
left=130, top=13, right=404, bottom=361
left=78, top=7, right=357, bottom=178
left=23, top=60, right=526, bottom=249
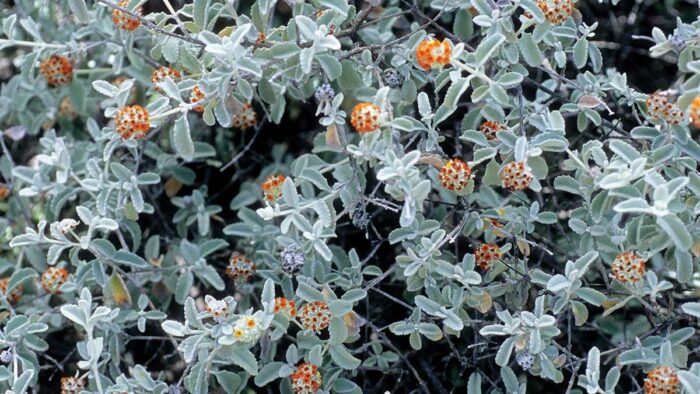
left=0, top=0, right=699, bottom=393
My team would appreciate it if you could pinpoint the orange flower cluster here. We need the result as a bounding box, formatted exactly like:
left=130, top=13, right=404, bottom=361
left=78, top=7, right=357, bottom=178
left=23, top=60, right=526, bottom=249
left=115, top=105, right=150, bottom=140
left=41, top=267, right=69, bottom=294
left=299, top=301, right=331, bottom=332
left=439, top=159, right=472, bottom=192
left=40, top=55, right=73, bottom=86
left=475, top=243, right=502, bottom=270
left=290, top=363, right=322, bottom=394
left=112, top=0, right=142, bottom=32
left=60, top=376, right=86, bottom=394
left=190, top=85, right=206, bottom=113
left=0, top=278, right=22, bottom=304
left=688, top=95, right=700, bottom=128
left=536, top=0, right=574, bottom=25
left=226, top=254, right=256, bottom=282
left=232, top=103, right=257, bottom=130
left=416, top=38, right=451, bottom=70
left=262, top=175, right=285, bottom=203
left=644, top=365, right=679, bottom=394
left=273, top=297, right=297, bottom=318
left=611, top=251, right=646, bottom=284
left=500, top=161, right=533, bottom=191
left=646, top=91, right=683, bottom=125
left=480, top=121, right=505, bottom=141
left=150, top=67, right=182, bottom=94
left=350, top=102, right=381, bottom=133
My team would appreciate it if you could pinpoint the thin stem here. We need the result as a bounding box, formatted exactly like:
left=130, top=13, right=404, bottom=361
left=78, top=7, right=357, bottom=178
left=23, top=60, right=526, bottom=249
left=0, top=39, right=67, bottom=49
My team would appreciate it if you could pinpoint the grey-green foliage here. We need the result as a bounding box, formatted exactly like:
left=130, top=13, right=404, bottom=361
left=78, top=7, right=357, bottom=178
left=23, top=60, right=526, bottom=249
left=0, top=0, right=698, bottom=393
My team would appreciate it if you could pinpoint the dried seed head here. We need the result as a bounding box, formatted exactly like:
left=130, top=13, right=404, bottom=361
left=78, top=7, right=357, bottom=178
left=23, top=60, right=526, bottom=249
left=261, top=175, right=285, bottom=203
left=475, top=243, right=502, bottom=270
left=226, top=254, right=256, bottom=282
left=439, top=159, right=472, bottom=192
left=536, top=0, right=574, bottom=25
left=350, top=102, right=381, bottom=133
left=190, top=85, right=206, bottom=113
left=115, top=105, right=150, bottom=140
left=112, top=0, right=142, bottom=32
left=299, top=301, right=331, bottom=332
left=41, top=266, right=69, bottom=294
left=273, top=297, right=297, bottom=318
left=500, top=161, right=533, bottom=191
left=40, top=55, right=73, bottom=86
left=290, top=363, right=322, bottom=394
left=644, top=365, right=679, bottom=394
left=480, top=121, right=505, bottom=141
left=280, top=244, right=305, bottom=274
left=611, top=251, right=646, bottom=284
left=416, top=38, right=452, bottom=70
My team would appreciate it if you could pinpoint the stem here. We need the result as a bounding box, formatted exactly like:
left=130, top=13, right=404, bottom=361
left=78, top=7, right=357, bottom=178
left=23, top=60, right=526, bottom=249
left=74, top=68, right=113, bottom=75
left=0, top=39, right=67, bottom=49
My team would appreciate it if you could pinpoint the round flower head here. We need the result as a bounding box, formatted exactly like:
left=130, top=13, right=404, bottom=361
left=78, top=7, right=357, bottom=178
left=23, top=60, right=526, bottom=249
left=41, top=266, right=69, bottom=294
left=232, top=314, right=264, bottom=343
left=226, top=254, right=256, bottom=283
left=480, top=121, right=505, bottom=141
left=150, top=67, right=182, bottom=94
left=290, top=363, right=322, bottom=394
left=688, top=95, right=700, bottom=128
left=416, top=38, right=451, bottom=71
left=383, top=68, right=402, bottom=88
left=516, top=352, right=534, bottom=371
left=350, top=102, right=381, bottom=133
left=273, top=297, right=297, bottom=318
left=60, top=376, right=86, bottom=394
left=644, top=365, right=679, bottom=394
left=204, top=295, right=229, bottom=318
left=190, top=85, right=206, bottom=113
left=40, top=55, right=73, bottom=87
left=112, top=0, right=142, bottom=32
left=500, top=161, right=533, bottom=191
left=232, top=103, right=257, bottom=130
left=314, top=83, right=335, bottom=102
left=299, top=301, right=331, bottom=332
left=115, top=105, right=150, bottom=140
left=261, top=175, right=285, bottom=203
left=280, top=244, right=305, bottom=274
left=645, top=91, right=683, bottom=125
left=0, top=278, right=22, bottom=304
left=611, top=251, right=646, bottom=284
left=475, top=243, right=502, bottom=270
left=536, top=0, right=574, bottom=25
left=439, top=159, right=472, bottom=192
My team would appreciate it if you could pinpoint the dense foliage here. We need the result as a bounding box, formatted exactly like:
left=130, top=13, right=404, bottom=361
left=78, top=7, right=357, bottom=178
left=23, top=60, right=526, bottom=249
left=0, top=0, right=699, bottom=393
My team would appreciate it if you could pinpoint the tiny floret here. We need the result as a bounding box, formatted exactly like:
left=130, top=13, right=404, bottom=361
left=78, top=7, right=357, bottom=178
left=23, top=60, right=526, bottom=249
left=112, top=0, right=142, bottom=32
left=350, top=102, right=381, bottom=133
left=416, top=38, right=451, bottom=70
left=115, top=105, right=150, bottom=140
left=611, top=251, right=646, bottom=284
left=439, top=159, right=472, bottom=192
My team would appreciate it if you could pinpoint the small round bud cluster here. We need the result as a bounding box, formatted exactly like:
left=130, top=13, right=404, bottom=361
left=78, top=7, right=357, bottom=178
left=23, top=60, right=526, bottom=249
left=60, top=376, right=86, bottom=394
left=644, top=365, right=679, bottom=394
left=299, top=301, right=331, bottom=332
left=232, top=103, right=257, bottom=130
left=261, top=175, right=285, bottom=203
left=273, top=297, right=297, bottom=318
left=314, top=83, right=335, bottom=102
left=41, top=266, right=69, bottom=294
left=645, top=91, right=684, bottom=125
left=350, top=102, right=382, bottom=133
left=151, top=67, right=182, bottom=94
left=0, top=185, right=9, bottom=200
left=500, top=161, right=533, bottom=191
left=112, top=0, right=142, bottom=32
left=516, top=352, right=535, bottom=371
left=611, top=251, right=646, bottom=284
left=688, top=95, right=700, bottom=129
left=232, top=314, right=263, bottom=343
left=670, top=34, right=686, bottom=52
left=204, top=295, right=229, bottom=318
left=255, top=32, right=266, bottom=46
left=416, top=38, right=452, bottom=70
left=0, top=350, right=11, bottom=364
left=536, top=0, right=574, bottom=25
left=439, top=159, right=472, bottom=192
left=226, top=254, right=256, bottom=283
left=0, top=278, right=22, bottom=304
left=480, top=121, right=505, bottom=141
left=475, top=243, right=502, bottom=270
left=190, top=85, right=205, bottom=113
left=382, top=68, right=402, bottom=88
left=115, top=105, right=150, bottom=140
left=290, top=363, right=322, bottom=394
left=40, top=55, right=73, bottom=87
left=280, top=244, right=305, bottom=274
